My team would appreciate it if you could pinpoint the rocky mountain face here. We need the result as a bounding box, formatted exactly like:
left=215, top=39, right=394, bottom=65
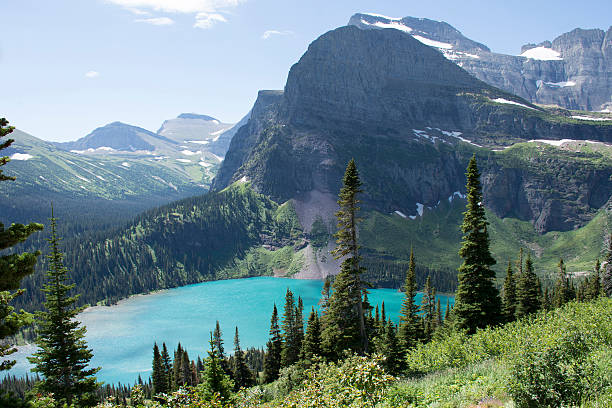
left=349, top=13, right=612, bottom=112
left=212, top=25, right=612, bottom=234
left=157, top=113, right=236, bottom=156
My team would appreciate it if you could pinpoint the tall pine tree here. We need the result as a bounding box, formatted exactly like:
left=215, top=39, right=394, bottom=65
left=420, top=275, right=437, bottom=341
left=0, top=118, right=43, bottom=371
left=552, top=258, right=573, bottom=308
left=501, top=260, right=517, bottom=322
left=28, top=211, right=99, bottom=407
left=231, top=327, right=253, bottom=391
left=300, top=308, right=321, bottom=365
left=398, top=248, right=421, bottom=351
left=515, top=253, right=541, bottom=318
left=197, top=333, right=233, bottom=402
left=161, top=343, right=172, bottom=393
left=280, top=288, right=300, bottom=367
left=321, top=159, right=368, bottom=358
left=603, top=234, right=612, bottom=297
left=262, top=304, right=282, bottom=383
left=453, top=155, right=502, bottom=333
left=152, top=343, right=167, bottom=395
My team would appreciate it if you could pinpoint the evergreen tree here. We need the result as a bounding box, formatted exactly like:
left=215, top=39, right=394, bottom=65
left=152, top=343, right=167, bottom=395
left=173, top=343, right=184, bottom=389
left=321, top=159, right=368, bottom=358
left=212, top=320, right=230, bottom=375
left=181, top=350, right=192, bottom=386
left=262, top=304, right=282, bottom=383
left=585, top=259, right=602, bottom=301
left=295, top=296, right=304, bottom=352
left=603, top=234, right=612, bottom=297
left=398, top=248, right=421, bottom=351
left=300, top=308, right=321, bottom=366
left=552, top=258, right=572, bottom=308
left=161, top=343, right=172, bottom=393
left=378, top=320, right=402, bottom=375
left=0, top=118, right=43, bottom=371
left=420, top=275, right=437, bottom=341
left=232, top=327, right=253, bottom=391
left=502, top=260, right=517, bottom=322
left=319, top=276, right=332, bottom=315
left=280, top=288, right=300, bottom=367
left=453, top=155, right=502, bottom=333
left=515, top=253, right=541, bottom=318
left=28, top=212, right=99, bottom=407
left=197, top=333, right=233, bottom=402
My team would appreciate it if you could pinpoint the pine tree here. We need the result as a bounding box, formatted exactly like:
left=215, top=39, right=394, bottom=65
left=152, top=343, right=167, bottom=395
left=280, top=288, right=300, bottom=367
left=232, top=327, right=253, bottom=391
left=212, top=320, right=230, bottom=375
left=181, top=350, right=192, bottom=386
left=585, top=259, right=602, bottom=301
left=398, top=248, right=421, bottom=351
left=28, top=212, right=99, bottom=407
left=262, top=304, right=282, bottom=383
left=319, top=276, right=332, bottom=315
left=453, top=155, right=502, bottom=333
left=0, top=118, right=43, bottom=371
left=321, top=159, right=368, bottom=358
left=552, top=258, right=572, bottom=308
left=515, top=253, right=541, bottom=318
left=376, top=319, right=402, bottom=375
left=173, top=343, right=184, bottom=389
left=300, top=308, right=321, bottom=365
left=161, top=343, right=172, bottom=392
left=502, top=260, right=517, bottom=322
left=197, top=333, right=233, bottom=402
left=420, top=275, right=437, bottom=342
left=295, top=296, right=304, bottom=352
left=603, top=234, right=612, bottom=297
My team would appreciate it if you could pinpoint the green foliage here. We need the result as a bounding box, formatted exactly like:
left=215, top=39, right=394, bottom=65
left=263, top=305, right=282, bottom=383
left=232, top=327, right=255, bottom=391
left=501, top=260, right=517, bottom=322
left=398, top=249, right=421, bottom=350
left=322, top=159, right=368, bottom=358
left=308, top=216, right=329, bottom=249
left=515, top=253, right=541, bottom=318
left=0, top=118, right=43, bottom=369
left=28, top=213, right=100, bottom=407
left=280, top=289, right=300, bottom=368
left=198, top=334, right=234, bottom=402
left=453, top=155, right=501, bottom=333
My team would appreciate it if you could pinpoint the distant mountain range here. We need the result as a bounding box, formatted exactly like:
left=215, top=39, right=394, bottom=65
left=350, top=13, right=612, bottom=112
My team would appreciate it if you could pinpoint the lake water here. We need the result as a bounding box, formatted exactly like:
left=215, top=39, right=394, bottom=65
left=3, top=277, right=454, bottom=385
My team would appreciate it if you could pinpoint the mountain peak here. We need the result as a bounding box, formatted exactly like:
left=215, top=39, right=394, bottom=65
left=177, top=113, right=219, bottom=121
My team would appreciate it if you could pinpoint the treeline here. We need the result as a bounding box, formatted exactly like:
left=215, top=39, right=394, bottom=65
left=12, top=184, right=303, bottom=313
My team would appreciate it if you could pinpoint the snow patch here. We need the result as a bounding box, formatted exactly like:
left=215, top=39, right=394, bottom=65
left=39, top=175, right=47, bottom=181
left=75, top=175, right=90, bottom=183
left=121, top=162, right=130, bottom=168
left=491, top=98, right=536, bottom=110
left=442, top=50, right=480, bottom=60
left=176, top=158, right=191, bottom=163
left=151, top=175, right=178, bottom=191
left=529, top=139, right=612, bottom=147
left=186, top=140, right=210, bottom=145
left=448, top=191, right=465, bottom=202
left=412, top=35, right=453, bottom=49
left=96, top=175, right=105, bottom=181
left=571, top=115, right=612, bottom=121
left=199, top=161, right=213, bottom=167
left=211, top=154, right=224, bottom=162
left=10, top=153, right=33, bottom=160
left=362, top=13, right=401, bottom=20
left=210, top=128, right=226, bottom=136
left=520, top=47, right=562, bottom=61
left=394, top=210, right=407, bottom=218
left=545, top=80, right=576, bottom=87
left=368, top=20, right=413, bottom=33
left=416, top=203, right=424, bottom=217
left=181, top=149, right=202, bottom=156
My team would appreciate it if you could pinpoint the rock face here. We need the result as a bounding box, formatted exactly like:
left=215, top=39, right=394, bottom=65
left=212, top=25, right=612, bottom=233
left=350, top=14, right=612, bottom=112
left=157, top=113, right=236, bottom=156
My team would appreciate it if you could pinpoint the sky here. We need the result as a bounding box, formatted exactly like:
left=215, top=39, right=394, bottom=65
left=1, top=0, right=610, bottom=142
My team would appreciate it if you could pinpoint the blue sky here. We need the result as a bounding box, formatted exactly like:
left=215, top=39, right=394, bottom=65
left=2, top=0, right=610, bottom=141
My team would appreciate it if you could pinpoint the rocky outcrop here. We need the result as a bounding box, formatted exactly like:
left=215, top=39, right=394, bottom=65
left=350, top=14, right=612, bottom=112
left=212, top=25, right=612, bottom=233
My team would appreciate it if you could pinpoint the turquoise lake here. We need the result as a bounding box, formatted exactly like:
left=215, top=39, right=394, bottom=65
left=3, top=277, right=454, bottom=385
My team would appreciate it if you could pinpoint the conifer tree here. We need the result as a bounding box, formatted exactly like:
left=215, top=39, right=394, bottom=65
left=232, top=327, right=253, bottom=391
left=212, top=320, right=230, bottom=375
left=28, top=212, right=99, bottom=407
left=173, top=343, right=184, bottom=389
left=502, top=260, right=517, bottom=322
left=181, top=350, right=192, bottom=386
left=552, top=258, right=572, bottom=308
left=198, top=333, right=233, bottom=402
left=319, top=276, right=331, bottom=315
left=300, top=308, right=321, bottom=365
left=453, top=155, right=501, bottom=333
left=603, top=234, right=612, bottom=297
left=262, top=304, right=282, bottom=383
left=0, top=118, right=43, bottom=371
left=398, top=248, right=421, bottom=350
left=377, top=320, right=404, bottom=375
left=161, top=343, right=172, bottom=392
left=420, top=275, right=437, bottom=341
left=280, top=289, right=300, bottom=367
left=585, top=259, right=602, bottom=301
left=152, top=343, right=167, bottom=395
left=515, top=253, right=541, bottom=318
left=321, top=159, right=368, bottom=358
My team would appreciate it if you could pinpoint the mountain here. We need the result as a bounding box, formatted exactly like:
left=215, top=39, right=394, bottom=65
left=57, top=121, right=177, bottom=152
left=349, top=13, right=612, bottom=112
left=0, top=129, right=205, bottom=227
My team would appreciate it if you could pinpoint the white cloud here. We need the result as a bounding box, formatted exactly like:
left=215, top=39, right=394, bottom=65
left=126, top=7, right=151, bottom=15
left=105, top=0, right=244, bottom=14
left=135, top=17, right=175, bottom=25
left=193, top=12, right=226, bottom=29
left=261, top=30, right=293, bottom=40
left=85, top=71, right=100, bottom=78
